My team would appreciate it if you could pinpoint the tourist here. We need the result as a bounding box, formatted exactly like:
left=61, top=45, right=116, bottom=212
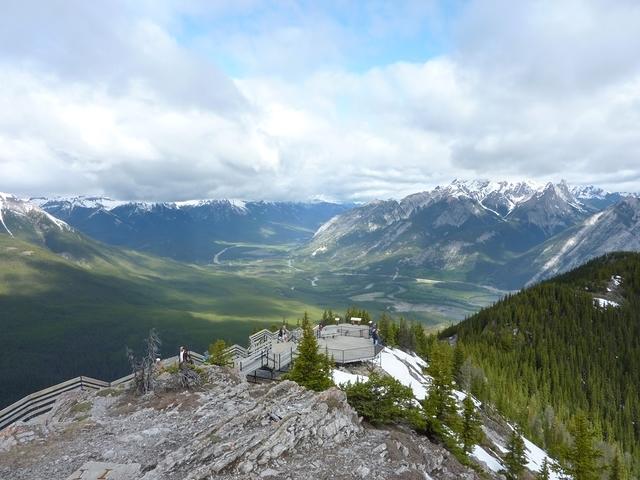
left=184, top=347, right=194, bottom=365
left=179, top=346, right=186, bottom=365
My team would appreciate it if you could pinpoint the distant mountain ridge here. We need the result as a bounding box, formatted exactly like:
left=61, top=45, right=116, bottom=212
left=305, top=180, right=639, bottom=288
left=30, top=196, right=352, bottom=263
left=7, top=180, right=640, bottom=288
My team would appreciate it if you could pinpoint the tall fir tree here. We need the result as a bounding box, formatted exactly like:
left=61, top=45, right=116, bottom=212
left=423, top=341, right=460, bottom=437
left=609, top=450, right=627, bottom=480
left=460, top=395, right=483, bottom=454
left=410, top=322, right=429, bottom=358
left=537, top=458, right=550, bottom=480
left=284, top=312, right=334, bottom=391
left=377, top=313, right=391, bottom=346
left=452, top=342, right=465, bottom=387
left=564, top=412, right=601, bottom=480
left=503, top=426, right=527, bottom=480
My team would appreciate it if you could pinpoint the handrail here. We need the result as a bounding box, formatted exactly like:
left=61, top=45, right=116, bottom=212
left=0, top=350, right=204, bottom=432
left=226, top=324, right=376, bottom=376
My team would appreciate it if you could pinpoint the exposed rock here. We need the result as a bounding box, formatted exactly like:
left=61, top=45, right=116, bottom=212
left=0, top=366, right=487, bottom=480
left=66, top=461, right=141, bottom=479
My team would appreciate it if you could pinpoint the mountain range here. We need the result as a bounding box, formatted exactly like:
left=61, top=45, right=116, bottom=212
left=304, top=180, right=640, bottom=288
left=5, top=179, right=640, bottom=290
left=30, top=196, right=350, bottom=263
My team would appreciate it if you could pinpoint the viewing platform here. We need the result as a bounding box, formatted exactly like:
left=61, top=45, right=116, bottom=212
left=227, top=323, right=382, bottom=380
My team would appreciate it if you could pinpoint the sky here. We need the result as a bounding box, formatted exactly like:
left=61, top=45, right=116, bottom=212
left=1, top=0, right=640, bottom=202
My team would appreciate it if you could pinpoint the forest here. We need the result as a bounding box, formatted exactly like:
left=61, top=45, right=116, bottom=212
left=443, top=252, right=640, bottom=475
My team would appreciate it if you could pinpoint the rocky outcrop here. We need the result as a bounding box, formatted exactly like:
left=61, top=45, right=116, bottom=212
left=0, top=366, right=485, bottom=480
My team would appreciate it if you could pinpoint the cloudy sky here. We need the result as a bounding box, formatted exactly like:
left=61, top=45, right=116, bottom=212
left=2, top=0, right=640, bottom=201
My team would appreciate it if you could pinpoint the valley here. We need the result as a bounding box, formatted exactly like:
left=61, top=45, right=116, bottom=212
left=216, top=252, right=505, bottom=326
left=1, top=179, right=639, bottom=414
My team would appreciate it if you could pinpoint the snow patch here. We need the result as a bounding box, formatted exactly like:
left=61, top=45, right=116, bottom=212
left=522, top=437, right=564, bottom=480
left=332, top=370, right=368, bottom=385
left=534, top=210, right=605, bottom=281
left=471, top=445, right=503, bottom=473
left=377, top=348, right=428, bottom=400
left=0, top=206, right=13, bottom=236
left=593, top=297, right=619, bottom=308
left=311, top=246, right=327, bottom=257
left=42, top=211, right=69, bottom=231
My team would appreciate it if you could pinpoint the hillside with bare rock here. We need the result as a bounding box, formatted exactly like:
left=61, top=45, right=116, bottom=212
left=0, top=365, right=484, bottom=480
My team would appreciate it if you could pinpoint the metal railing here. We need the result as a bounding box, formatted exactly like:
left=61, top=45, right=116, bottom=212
left=225, top=325, right=379, bottom=375
left=324, top=343, right=384, bottom=365
left=0, top=351, right=204, bottom=432
left=319, top=324, right=371, bottom=339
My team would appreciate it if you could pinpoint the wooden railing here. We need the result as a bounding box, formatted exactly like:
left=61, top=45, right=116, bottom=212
left=0, top=351, right=204, bottom=432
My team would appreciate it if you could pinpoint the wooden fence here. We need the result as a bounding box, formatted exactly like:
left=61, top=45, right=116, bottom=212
left=0, top=351, right=204, bottom=432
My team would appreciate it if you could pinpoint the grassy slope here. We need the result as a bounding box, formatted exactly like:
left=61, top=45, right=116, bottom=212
left=0, top=234, right=322, bottom=407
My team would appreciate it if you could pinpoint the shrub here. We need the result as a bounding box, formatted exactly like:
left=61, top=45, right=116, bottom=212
left=343, top=372, right=419, bottom=425
left=207, top=339, right=232, bottom=366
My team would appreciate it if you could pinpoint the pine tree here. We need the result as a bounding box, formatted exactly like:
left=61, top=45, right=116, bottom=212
left=609, top=450, right=627, bottom=480
left=398, top=317, right=414, bottom=350
left=565, top=411, right=601, bottom=480
left=503, top=426, right=527, bottom=480
left=387, top=322, right=399, bottom=347
left=207, top=339, right=231, bottom=366
left=411, top=322, right=428, bottom=357
left=284, top=312, right=334, bottom=391
left=378, top=313, right=391, bottom=345
left=423, top=341, right=460, bottom=437
left=537, top=458, right=550, bottom=480
left=460, top=395, right=483, bottom=454
left=453, top=342, right=465, bottom=386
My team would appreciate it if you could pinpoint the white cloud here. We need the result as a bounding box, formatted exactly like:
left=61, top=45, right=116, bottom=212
left=1, top=0, right=639, bottom=201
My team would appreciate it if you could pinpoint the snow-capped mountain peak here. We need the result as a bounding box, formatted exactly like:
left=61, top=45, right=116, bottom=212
left=30, top=196, right=128, bottom=211
left=1, top=193, right=71, bottom=234
left=570, top=185, right=611, bottom=200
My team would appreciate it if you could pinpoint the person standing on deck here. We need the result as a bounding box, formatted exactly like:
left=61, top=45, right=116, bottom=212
left=371, top=324, right=379, bottom=346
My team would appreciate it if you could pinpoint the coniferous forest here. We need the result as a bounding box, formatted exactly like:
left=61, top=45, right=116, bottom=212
left=443, top=252, right=640, bottom=475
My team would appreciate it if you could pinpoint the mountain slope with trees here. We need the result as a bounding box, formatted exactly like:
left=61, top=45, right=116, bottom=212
left=0, top=197, right=327, bottom=408
left=443, top=252, right=640, bottom=475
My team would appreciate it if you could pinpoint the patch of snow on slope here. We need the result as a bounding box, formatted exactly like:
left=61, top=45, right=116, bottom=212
left=0, top=206, right=13, bottom=236
left=313, top=215, right=340, bottom=237
left=471, top=445, right=503, bottom=473
left=523, top=437, right=564, bottom=480
left=532, top=210, right=605, bottom=283
left=332, top=370, right=368, bottom=385
left=376, top=348, right=561, bottom=477
left=311, top=246, right=327, bottom=257
left=377, top=348, right=428, bottom=400
left=594, top=298, right=619, bottom=308
left=42, top=211, right=70, bottom=231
